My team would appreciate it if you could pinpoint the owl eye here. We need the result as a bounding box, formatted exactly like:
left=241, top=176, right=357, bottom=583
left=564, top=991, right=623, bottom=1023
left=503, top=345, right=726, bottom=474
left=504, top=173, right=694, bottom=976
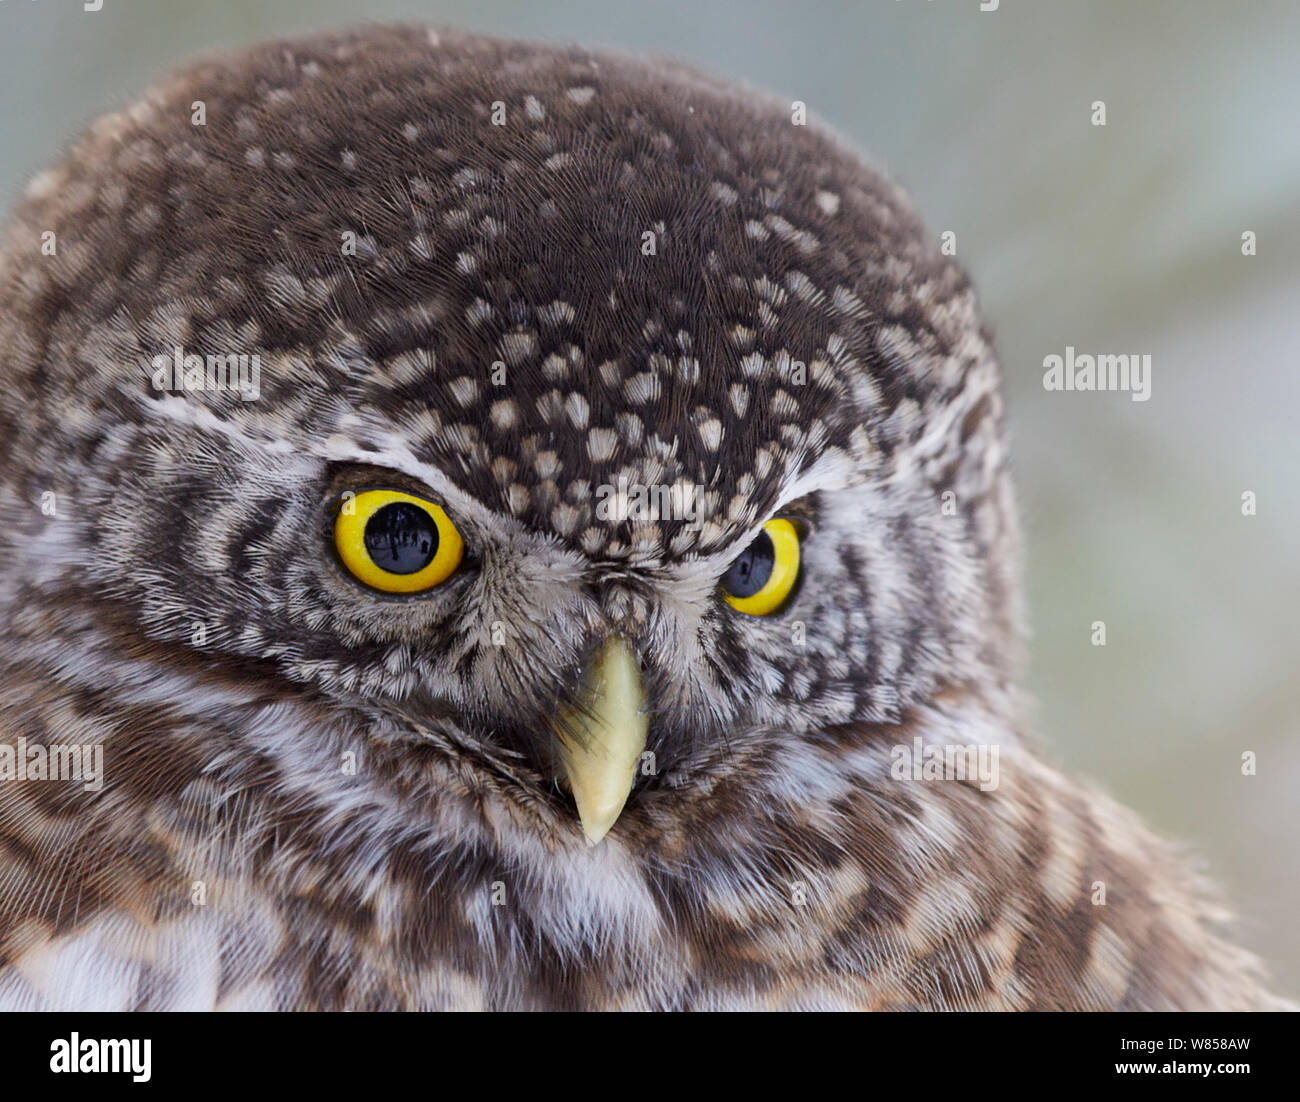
left=333, top=489, right=464, bottom=594
left=722, top=518, right=801, bottom=616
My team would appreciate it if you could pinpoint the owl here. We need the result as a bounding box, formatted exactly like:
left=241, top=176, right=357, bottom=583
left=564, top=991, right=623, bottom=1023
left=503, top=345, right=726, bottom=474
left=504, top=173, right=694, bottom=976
left=0, top=24, right=1285, bottom=1011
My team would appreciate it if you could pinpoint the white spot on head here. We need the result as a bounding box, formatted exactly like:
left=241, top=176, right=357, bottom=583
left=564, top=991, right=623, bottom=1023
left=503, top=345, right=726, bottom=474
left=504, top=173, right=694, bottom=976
left=539, top=300, right=576, bottom=326
left=448, top=377, right=480, bottom=407
left=587, top=428, right=618, bottom=461
left=815, top=190, right=841, bottom=216
left=770, top=390, right=800, bottom=418
left=597, top=360, right=622, bottom=388
left=507, top=484, right=530, bottom=515
left=490, top=399, right=519, bottom=430
left=535, top=390, right=564, bottom=423
left=616, top=412, right=644, bottom=446
left=711, top=181, right=739, bottom=205
left=500, top=329, right=538, bottom=365
left=25, top=169, right=61, bottom=200
left=565, top=393, right=590, bottom=429
left=729, top=384, right=750, bottom=418
left=785, top=270, right=821, bottom=302
left=729, top=325, right=755, bottom=349
left=552, top=503, right=580, bottom=536
left=566, top=86, right=596, bottom=104
left=622, top=373, right=660, bottom=404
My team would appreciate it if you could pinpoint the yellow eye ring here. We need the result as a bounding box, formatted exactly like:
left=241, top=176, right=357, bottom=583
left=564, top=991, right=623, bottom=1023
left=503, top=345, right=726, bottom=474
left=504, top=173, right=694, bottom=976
left=722, top=518, right=801, bottom=616
left=333, top=489, right=464, bottom=594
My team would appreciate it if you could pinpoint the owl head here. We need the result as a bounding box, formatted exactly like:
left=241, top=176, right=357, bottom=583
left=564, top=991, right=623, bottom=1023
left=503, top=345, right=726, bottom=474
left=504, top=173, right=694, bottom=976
left=0, top=26, right=1018, bottom=846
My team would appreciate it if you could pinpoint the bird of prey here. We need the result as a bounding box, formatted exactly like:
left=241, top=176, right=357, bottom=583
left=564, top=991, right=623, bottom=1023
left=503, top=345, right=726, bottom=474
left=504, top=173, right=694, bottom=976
left=0, top=25, right=1284, bottom=1010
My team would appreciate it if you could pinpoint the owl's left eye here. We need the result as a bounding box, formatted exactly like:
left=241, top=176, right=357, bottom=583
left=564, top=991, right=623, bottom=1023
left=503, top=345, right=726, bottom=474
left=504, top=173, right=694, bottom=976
left=333, top=489, right=464, bottom=594
left=721, top=518, right=802, bottom=616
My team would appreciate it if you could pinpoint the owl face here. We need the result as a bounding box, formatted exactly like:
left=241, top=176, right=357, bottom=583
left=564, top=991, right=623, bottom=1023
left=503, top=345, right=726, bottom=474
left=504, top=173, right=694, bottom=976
left=0, top=25, right=1016, bottom=845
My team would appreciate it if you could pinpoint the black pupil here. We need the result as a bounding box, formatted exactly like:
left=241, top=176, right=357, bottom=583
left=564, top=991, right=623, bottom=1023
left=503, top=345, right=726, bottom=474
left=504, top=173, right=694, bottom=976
left=363, top=503, right=439, bottom=574
left=723, top=530, right=775, bottom=598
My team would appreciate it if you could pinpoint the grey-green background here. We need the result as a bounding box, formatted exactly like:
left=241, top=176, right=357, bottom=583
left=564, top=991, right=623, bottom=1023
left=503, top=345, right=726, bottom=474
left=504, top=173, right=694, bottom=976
left=2, top=0, right=1295, bottom=994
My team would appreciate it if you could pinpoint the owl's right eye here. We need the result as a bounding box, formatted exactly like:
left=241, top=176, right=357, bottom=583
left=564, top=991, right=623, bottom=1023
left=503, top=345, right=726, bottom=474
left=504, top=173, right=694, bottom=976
left=333, top=489, right=464, bottom=594
left=721, top=517, right=802, bottom=616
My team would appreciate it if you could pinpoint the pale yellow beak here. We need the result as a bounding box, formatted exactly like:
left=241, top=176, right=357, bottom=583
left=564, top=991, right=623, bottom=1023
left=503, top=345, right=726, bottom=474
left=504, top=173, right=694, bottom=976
left=554, top=636, right=649, bottom=845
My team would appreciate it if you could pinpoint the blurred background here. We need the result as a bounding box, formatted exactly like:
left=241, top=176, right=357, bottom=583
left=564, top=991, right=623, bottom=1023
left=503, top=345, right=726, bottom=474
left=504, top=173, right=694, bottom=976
left=2, top=0, right=1295, bottom=993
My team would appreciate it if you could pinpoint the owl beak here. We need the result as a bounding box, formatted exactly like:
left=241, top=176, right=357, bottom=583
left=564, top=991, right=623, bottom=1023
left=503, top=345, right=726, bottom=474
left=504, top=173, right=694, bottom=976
left=554, top=636, right=649, bottom=845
